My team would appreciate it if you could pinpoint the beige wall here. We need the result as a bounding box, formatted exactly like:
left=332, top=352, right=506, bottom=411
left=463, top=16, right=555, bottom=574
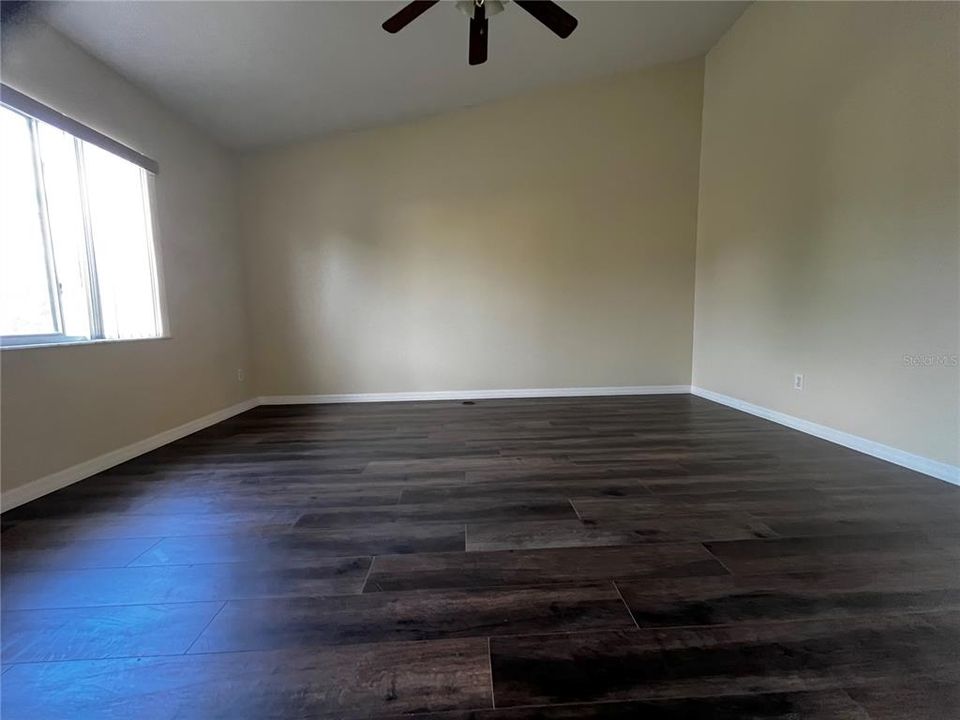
left=240, top=59, right=704, bottom=396
left=1, top=22, right=251, bottom=496
left=692, top=2, right=960, bottom=466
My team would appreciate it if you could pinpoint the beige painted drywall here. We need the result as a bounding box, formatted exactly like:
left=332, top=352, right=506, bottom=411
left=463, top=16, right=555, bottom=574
left=0, top=21, right=252, bottom=496
left=692, top=2, right=960, bottom=466
left=240, top=59, right=704, bottom=396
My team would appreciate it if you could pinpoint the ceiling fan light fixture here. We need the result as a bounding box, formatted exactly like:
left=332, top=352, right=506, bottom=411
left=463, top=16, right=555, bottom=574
left=455, top=0, right=507, bottom=19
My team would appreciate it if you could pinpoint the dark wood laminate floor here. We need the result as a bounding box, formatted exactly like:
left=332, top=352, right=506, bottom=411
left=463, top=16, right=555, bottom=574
left=2, top=394, right=958, bottom=719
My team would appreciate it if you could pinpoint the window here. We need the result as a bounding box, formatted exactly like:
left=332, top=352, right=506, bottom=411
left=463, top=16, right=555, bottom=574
left=0, top=89, right=163, bottom=347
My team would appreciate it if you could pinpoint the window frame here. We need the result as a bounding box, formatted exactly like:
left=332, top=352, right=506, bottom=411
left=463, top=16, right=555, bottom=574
left=0, top=86, right=167, bottom=350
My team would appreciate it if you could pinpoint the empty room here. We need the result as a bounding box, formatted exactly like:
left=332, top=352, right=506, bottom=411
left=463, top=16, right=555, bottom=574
left=0, top=1, right=958, bottom=718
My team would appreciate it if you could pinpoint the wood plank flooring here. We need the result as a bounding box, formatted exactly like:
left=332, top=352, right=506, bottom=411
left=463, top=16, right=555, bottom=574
left=1, top=394, right=958, bottom=719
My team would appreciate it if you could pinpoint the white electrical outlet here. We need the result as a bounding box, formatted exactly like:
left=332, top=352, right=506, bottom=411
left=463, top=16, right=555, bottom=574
left=237, top=368, right=245, bottom=382
left=793, top=373, right=804, bottom=391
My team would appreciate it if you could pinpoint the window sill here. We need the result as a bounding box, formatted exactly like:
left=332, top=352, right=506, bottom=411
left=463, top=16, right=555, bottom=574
left=0, top=335, right=171, bottom=351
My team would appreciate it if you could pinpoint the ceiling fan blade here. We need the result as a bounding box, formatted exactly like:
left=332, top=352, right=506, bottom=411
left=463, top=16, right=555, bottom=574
left=469, top=3, right=488, bottom=66
left=0, top=1, right=32, bottom=25
left=382, top=0, right=440, bottom=33
left=514, top=1, right=578, bottom=39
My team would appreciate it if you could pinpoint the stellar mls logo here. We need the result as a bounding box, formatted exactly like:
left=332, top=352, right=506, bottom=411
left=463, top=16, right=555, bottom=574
left=902, top=353, right=959, bottom=368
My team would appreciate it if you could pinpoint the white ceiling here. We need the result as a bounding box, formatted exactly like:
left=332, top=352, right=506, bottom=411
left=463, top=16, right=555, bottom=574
left=41, top=1, right=748, bottom=149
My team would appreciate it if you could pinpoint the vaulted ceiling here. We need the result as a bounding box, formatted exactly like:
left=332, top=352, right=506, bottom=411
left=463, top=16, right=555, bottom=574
left=39, top=1, right=748, bottom=149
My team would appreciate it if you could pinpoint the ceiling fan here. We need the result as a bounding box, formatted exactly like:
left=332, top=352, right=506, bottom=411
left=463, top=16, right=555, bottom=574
left=382, top=0, right=579, bottom=66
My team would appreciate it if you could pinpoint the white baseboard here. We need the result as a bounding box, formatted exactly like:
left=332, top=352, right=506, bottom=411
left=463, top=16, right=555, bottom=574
left=258, top=385, right=692, bottom=405
left=0, top=399, right=259, bottom=512
left=691, top=386, right=960, bottom=487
